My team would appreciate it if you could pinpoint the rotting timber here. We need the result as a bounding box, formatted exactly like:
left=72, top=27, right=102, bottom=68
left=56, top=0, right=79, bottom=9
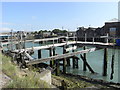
left=1, top=31, right=119, bottom=86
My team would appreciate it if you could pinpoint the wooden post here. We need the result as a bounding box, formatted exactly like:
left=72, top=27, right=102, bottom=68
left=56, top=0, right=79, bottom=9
left=38, top=50, right=41, bottom=59
left=83, top=46, right=87, bottom=71
left=53, top=47, right=56, bottom=66
left=76, top=58, right=79, bottom=68
left=53, top=47, right=55, bottom=56
left=80, top=55, right=95, bottom=73
left=49, top=48, right=53, bottom=67
left=66, top=45, right=71, bottom=66
left=85, top=33, right=87, bottom=42
left=63, top=58, right=67, bottom=74
left=63, top=45, right=67, bottom=74
left=67, top=57, right=70, bottom=66
left=103, top=48, right=108, bottom=76
left=72, top=44, right=76, bottom=69
left=55, top=59, right=60, bottom=76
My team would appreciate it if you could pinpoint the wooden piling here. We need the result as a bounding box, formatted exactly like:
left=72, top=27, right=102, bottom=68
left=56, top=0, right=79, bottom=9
left=55, top=59, right=60, bottom=76
left=38, top=50, right=41, bottom=59
left=53, top=47, right=55, bottom=56
left=103, top=48, right=108, bottom=76
left=72, top=44, right=76, bottom=69
left=63, top=58, right=67, bottom=74
left=80, top=55, right=95, bottom=73
left=66, top=45, right=71, bottom=66
left=67, top=57, right=70, bottom=66
left=83, top=46, right=87, bottom=71
left=63, top=45, right=67, bottom=74
left=49, top=48, right=53, bottom=67
left=76, top=58, right=79, bottom=68
left=53, top=47, right=56, bottom=66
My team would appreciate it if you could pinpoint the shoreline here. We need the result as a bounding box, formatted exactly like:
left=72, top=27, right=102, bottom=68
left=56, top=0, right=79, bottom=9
left=62, top=73, right=120, bottom=88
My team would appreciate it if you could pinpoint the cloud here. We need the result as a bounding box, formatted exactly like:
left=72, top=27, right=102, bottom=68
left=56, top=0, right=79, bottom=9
left=0, top=27, right=11, bottom=32
left=0, top=22, right=14, bottom=25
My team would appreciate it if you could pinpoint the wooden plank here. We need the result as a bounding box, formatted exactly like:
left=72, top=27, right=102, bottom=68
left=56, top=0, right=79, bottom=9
left=26, top=48, right=96, bottom=65
left=24, top=52, right=34, bottom=60
left=13, top=41, right=77, bottom=52
left=65, top=46, right=77, bottom=52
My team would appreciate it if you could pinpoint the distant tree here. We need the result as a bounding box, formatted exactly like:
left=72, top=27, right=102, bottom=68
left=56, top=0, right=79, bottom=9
left=42, top=30, right=47, bottom=32
left=62, top=30, right=67, bottom=33
left=34, top=31, right=38, bottom=34
left=52, top=29, right=68, bottom=34
left=38, top=30, right=43, bottom=34
left=52, top=29, right=61, bottom=34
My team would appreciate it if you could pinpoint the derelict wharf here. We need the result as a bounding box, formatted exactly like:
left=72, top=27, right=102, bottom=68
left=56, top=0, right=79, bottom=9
left=1, top=32, right=117, bottom=77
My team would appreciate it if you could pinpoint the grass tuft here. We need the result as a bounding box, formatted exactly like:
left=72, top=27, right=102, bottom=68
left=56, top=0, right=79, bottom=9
left=1, top=53, right=50, bottom=88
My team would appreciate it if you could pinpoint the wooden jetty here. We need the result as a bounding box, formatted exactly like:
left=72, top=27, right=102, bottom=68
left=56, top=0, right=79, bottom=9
left=12, top=40, right=115, bottom=53
left=1, top=32, right=116, bottom=78
left=26, top=47, right=97, bottom=75
left=13, top=41, right=77, bottom=53
left=1, top=36, right=66, bottom=46
left=26, top=48, right=96, bottom=65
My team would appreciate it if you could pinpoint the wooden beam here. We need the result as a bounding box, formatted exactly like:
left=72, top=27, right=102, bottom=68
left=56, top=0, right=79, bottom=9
left=80, top=54, right=95, bottom=73
left=24, top=52, right=34, bottom=60
left=65, top=46, right=77, bottom=52
left=26, top=48, right=96, bottom=66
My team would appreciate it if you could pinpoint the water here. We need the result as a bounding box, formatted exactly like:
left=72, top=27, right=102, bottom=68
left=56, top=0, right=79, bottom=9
left=5, top=42, right=120, bottom=83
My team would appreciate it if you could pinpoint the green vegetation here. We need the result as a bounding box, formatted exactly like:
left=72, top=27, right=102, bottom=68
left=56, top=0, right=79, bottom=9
left=31, top=29, right=68, bottom=35
left=1, top=53, right=51, bottom=88
left=52, top=29, right=67, bottom=34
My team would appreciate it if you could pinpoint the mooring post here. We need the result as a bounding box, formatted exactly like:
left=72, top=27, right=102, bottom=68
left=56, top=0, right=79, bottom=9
left=103, top=48, right=108, bottom=76
left=38, top=50, right=41, bottom=59
left=55, top=59, right=60, bottom=76
left=83, top=46, right=87, bottom=71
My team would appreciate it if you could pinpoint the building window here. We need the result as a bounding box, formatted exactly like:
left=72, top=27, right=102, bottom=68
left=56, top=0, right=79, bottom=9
left=109, top=28, right=116, bottom=36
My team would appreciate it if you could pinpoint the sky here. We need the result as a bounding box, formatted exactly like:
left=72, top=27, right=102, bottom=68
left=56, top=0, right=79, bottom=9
left=0, top=2, right=118, bottom=32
